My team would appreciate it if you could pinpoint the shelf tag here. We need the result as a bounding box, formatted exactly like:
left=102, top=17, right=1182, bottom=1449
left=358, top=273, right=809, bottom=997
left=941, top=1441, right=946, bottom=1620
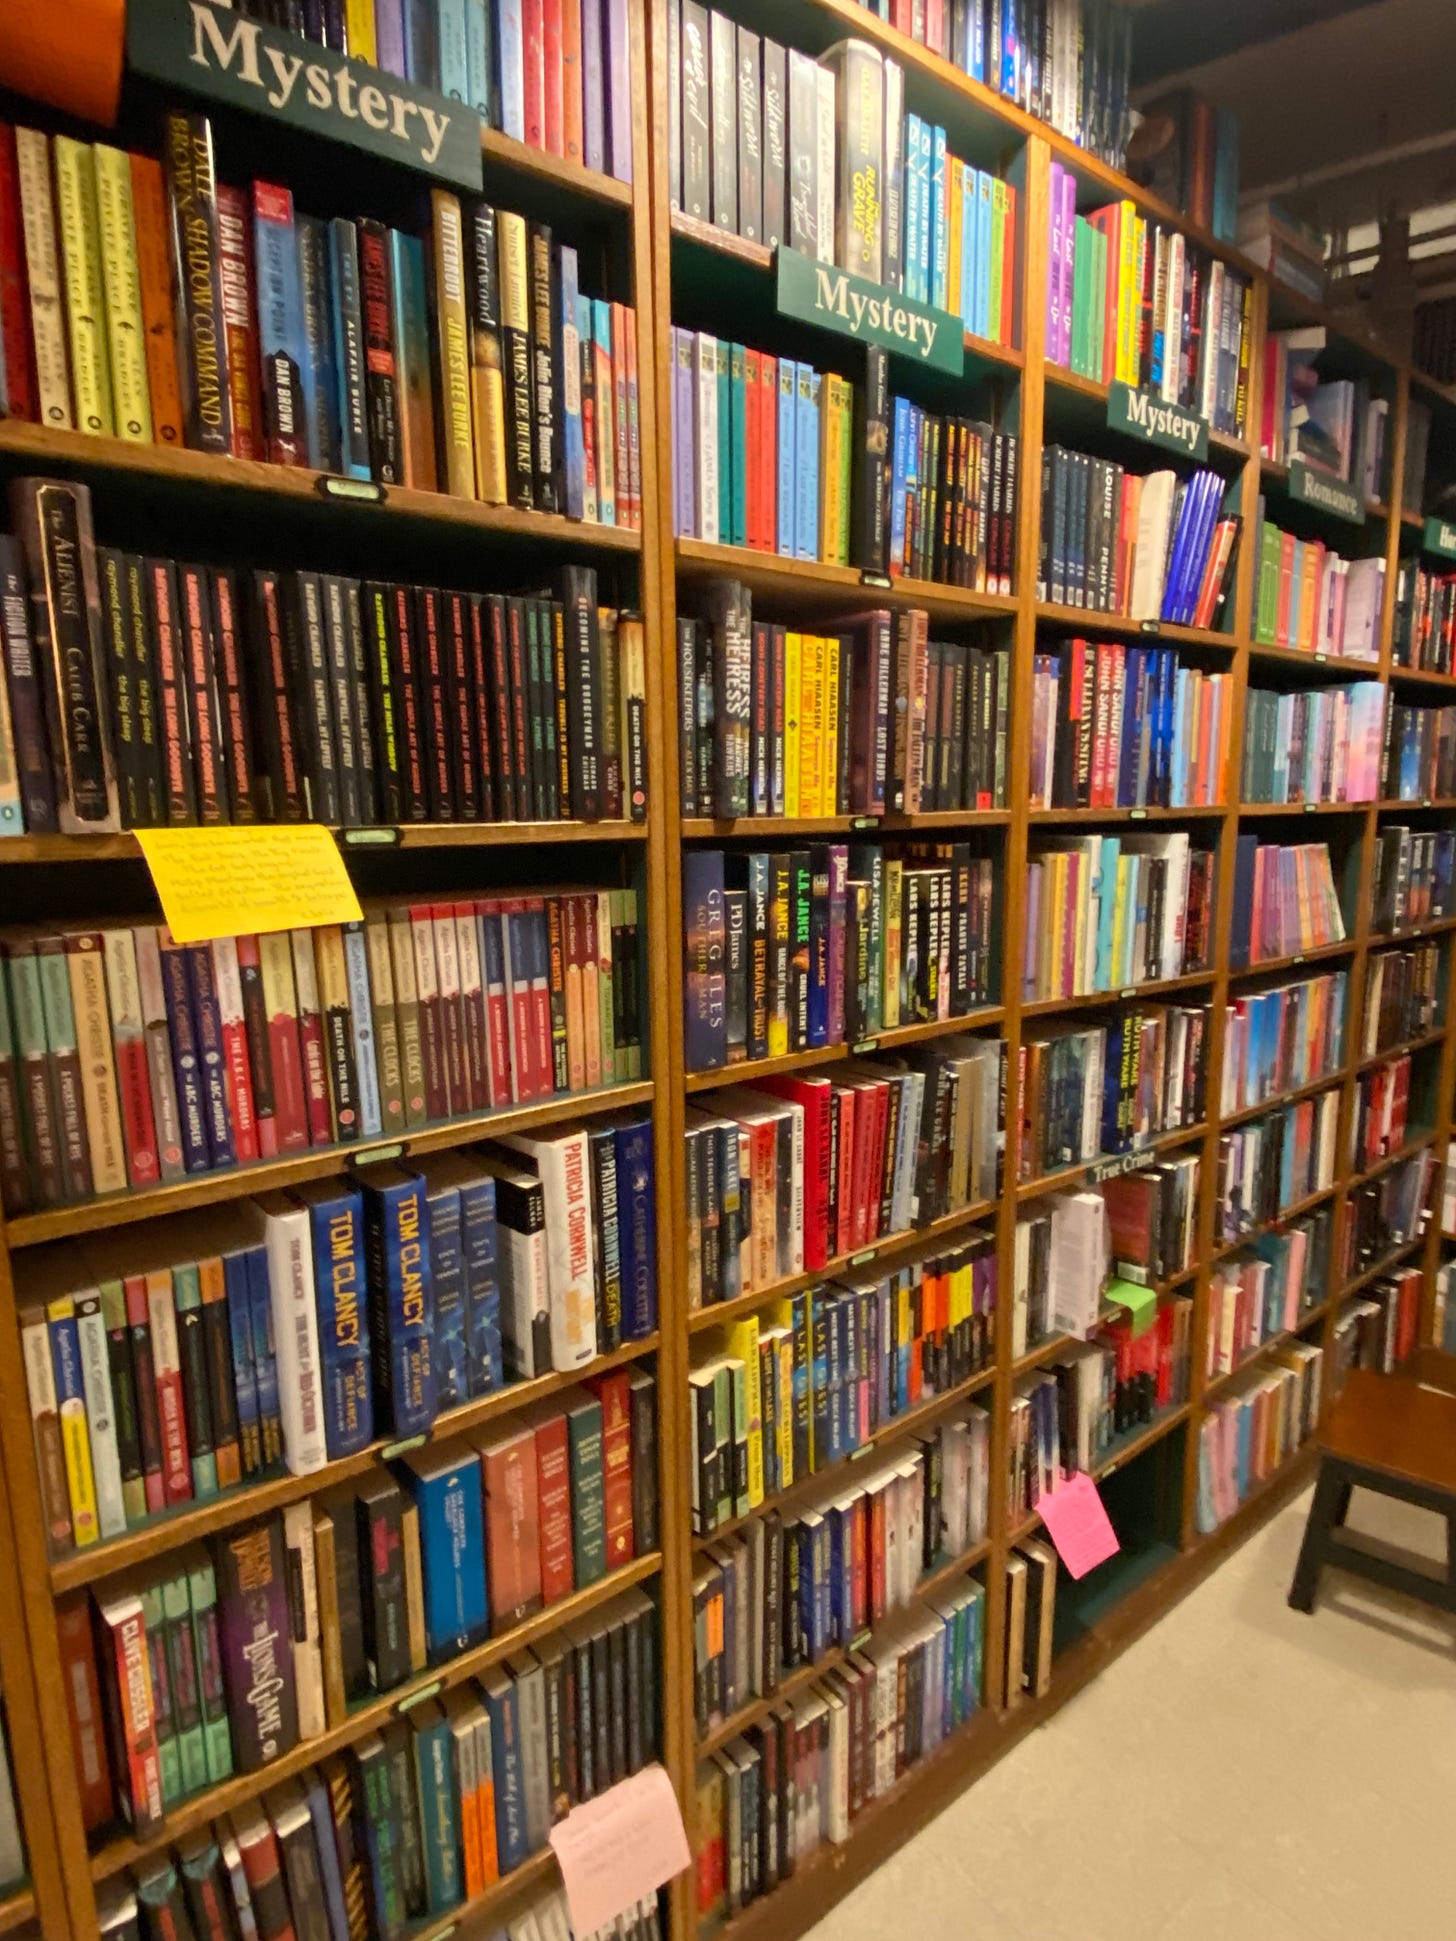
left=850, top=815, right=878, bottom=830
left=398, top=1679, right=443, bottom=1713
left=319, top=474, right=388, bottom=503
left=852, top=1038, right=879, bottom=1054
left=353, top=1141, right=405, bottom=1170
left=860, top=570, right=892, bottom=590
left=1292, top=954, right=1306, bottom=965
left=136, top=824, right=362, bottom=944
left=1119, top=986, right=1136, bottom=1000
left=1304, top=801, right=1318, bottom=813
left=1423, top=515, right=1456, bottom=560
left=342, top=826, right=402, bottom=846
left=1314, top=652, right=1328, bottom=662
left=1107, top=382, right=1210, bottom=462
left=852, top=1627, right=872, bottom=1651
left=382, top=1432, right=427, bottom=1461
left=1287, top=458, right=1364, bottom=525
left=849, top=1248, right=876, bottom=1267
left=1139, top=619, right=1162, bottom=635
left=1128, top=806, right=1148, bottom=820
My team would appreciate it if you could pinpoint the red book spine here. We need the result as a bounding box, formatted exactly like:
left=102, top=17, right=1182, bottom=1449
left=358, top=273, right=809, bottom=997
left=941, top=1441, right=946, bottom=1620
left=483, top=1431, right=543, bottom=1625
left=215, top=183, right=263, bottom=462
left=833, top=1087, right=855, bottom=1259
left=0, top=127, right=36, bottom=421
left=150, top=1282, right=192, bottom=1506
left=743, top=348, right=760, bottom=553
left=523, top=0, right=546, bottom=148
left=410, top=904, right=451, bottom=1121
left=114, top=1029, right=160, bottom=1189
left=259, top=948, right=309, bottom=1153
left=560, top=0, right=584, bottom=164
left=97, top=1598, right=164, bottom=1831
left=869, top=1487, right=886, bottom=1620
left=123, top=1274, right=167, bottom=1514
left=235, top=935, right=278, bottom=1159
left=287, top=934, right=334, bottom=1147
left=477, top=899, right=514, bottom=1109
left=848, top=1090, right=875, bottom=1251
left=588, top=1368, right=635, bottom=1567
left=542, top=0, right=565, bottom=155
left=534, top=1411, right=574, bottom=1603
left=454, top=902, right=489, bottom=1113
left=56, top=1594, right=115, bottom=1831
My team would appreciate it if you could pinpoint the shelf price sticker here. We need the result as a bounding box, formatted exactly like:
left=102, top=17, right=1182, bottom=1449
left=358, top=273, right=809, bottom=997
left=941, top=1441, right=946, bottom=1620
left=136, top=825, right=363, bottom=944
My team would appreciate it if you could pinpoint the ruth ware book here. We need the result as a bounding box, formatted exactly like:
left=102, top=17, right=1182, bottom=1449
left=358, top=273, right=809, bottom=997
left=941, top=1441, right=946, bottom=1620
left=686, top=1043, right=1001, bottom=1306
left=1044, top=165, right=1253, bottom=442
left=1036, top=449, right=1240, bottom=627
left=0, top=120, right=640, bottom=527
left=1213, top=1089, right=1340, bottom=1245
left=1029, top=641, right=1227, bottom=810
left=1240, top=682, right=1386, bottom=807
left=696, top=1567, right=985, bottom=1920
left=1370, top=826, right=1456, bottom=936
left=1250, top=511, right=1385, bottom=660
left=670, top=335, right=1019, bottom=590
left=1382, top=698, right=1456, bottom=804
left=0, top=889, right=643, bottom=1218
left=1362, top=945, right=1438, bottom=1057
left=1206, top=1203, right=1333, bottom=1382
left=1227, top=837, right=1347, bottom=968
left=1021, top=829, right=1215, bottom=1003
left=693, top=1407, right=990, bottom=1730
left=1017, top=1002, right=1208, bottom=1180
left=73, top=1561, right=657, bottom=1889
left=0, top=486, right=647, bottom=836
left=239, top=0, right=635, bottom=183
left=688, top=1241, right=997, bottom=1531
left=1195, top=1341, right=1321, bottom=1531
left=1260, top=328, right=1389, bottom=498
left=678, top=582, right=1008, bottom=820
left=682, top=843, right=997, bottom=1072
left=667, top=20, right=1017, bottom=343
left=1390, top=561, right=1456, bottom=675
left=1220, top=968, right=1347, bottom=1120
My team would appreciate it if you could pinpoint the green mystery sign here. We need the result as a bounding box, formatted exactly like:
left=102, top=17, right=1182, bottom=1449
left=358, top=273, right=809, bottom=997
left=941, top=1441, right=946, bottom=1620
left=1287, top=457, right=1364, bottom=525
left=1106, top=382, right=1209, bottom=461
left=127, top=0, right=484, bottom=190
left=775, top=248, right=964, bottom=377
left=1423, top=515, right=1456, bottom=561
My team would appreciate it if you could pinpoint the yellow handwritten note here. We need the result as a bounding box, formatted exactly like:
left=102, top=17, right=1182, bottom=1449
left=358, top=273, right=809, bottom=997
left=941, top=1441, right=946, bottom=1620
left=136, top=826, right=362, bottom=944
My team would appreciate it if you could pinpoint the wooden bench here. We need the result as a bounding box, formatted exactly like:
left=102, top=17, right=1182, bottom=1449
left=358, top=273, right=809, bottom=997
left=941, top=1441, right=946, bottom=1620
left=1287, top=1359, right=1456, bottom=1617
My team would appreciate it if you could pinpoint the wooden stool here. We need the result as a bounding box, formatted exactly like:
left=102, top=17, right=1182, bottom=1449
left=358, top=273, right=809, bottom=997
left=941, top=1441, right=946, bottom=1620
left=1288, top=1363, right=1456, bottom=1617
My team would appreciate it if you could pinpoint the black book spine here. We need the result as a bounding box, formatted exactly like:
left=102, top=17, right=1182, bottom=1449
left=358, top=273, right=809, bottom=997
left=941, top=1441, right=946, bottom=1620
left=293, top=572, right=341, bottom=826
left=356, top=1482, right=410, bottom=1691
left=562, top=566, right=603, bottom=819
left=443, top=590, right=481, bottom=822
left=526, top=222, right=558, bottom=512
left=361, top=582, right=404, bottom=825
left=503, top=596, right=532, bottom=820
left=483, top=593, right=519, bottom=819
left=523, top=598, right=549, bottom=819
left=321, top=575, right=362, bottom=828
left=208, top=566, right=259, bottom=823
left=99, top=547, right=146, bottom=828
left=854, top=347, right=890, bottom=574
left=550, top=601, right=571, bottom=821
left=414, top=588, right=455, bottom=819
left=177, top=562, right=229, bottom=824
left=340, top=580, right=378, bottom=825
left=145, top=557, right=198, bottom=826
left=356, top=219, right=401, bottom=485
left=761, top=39, right=787, bottom=248
left=0, top=533, right=58, bottom=831
left=162, top=111, right=232, bottom=455
left=245, top=568, right=306, bottom=822
left=680, top=1, right=711, bottom=223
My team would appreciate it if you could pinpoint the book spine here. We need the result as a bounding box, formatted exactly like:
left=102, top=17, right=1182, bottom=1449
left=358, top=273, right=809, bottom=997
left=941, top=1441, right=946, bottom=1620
left=215, top=1518, right=299, bottom=1769
left=52, top=137, right=113, bottom=437
left=162, top=112, right=231, bottom=454
left=251, top=181, right=310, bottom=467
left=432, top=190, right=475, bottom=498
left=92, top=145, right=152, bottom=443
left=14, top=129, right=70, bottom=428
left=214, top=183, right=262, bottom=460
left=329, top=217, right=371, bottom=480
left=357, top=219, right=402, bottom=484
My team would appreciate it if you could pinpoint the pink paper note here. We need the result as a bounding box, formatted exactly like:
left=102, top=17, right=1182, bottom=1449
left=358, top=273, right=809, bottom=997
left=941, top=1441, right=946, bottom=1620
left=548, top=1763, right=691, bottom=1937
left=1037, top=1471, right=1120, bottom=1579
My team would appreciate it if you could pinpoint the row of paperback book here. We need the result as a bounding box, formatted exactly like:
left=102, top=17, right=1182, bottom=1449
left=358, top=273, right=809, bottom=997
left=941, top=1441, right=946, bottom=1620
left=0, top=123, right=641, bottom=523
left=1384, top=699, right=1456, bottom=804
left=0, top=893, right=643, bottom=1216
left=1206, top=1205, right=1332, bottom=1381
left=1371, top=826, right=1456, bottom=935
left=1045, top=171, right=1254, bottom=440
left=1343, top=1147, right=1431, bottom=1277
left=1035, top=450, right=1239, bottom=626
left=692, top=1406, right=991, bottom=1732
left=1029, top=642, right=1229, bottom=810
left=1363, top=944, right=1439, bottom=1055
left=88, top=1594, right=656, bottom=1936
left=683, top=846, right=997, bottom=1072
left=260, top=0, right=637, bottom=179
left=1239, top=682, right=1386, bottom=807
left=669, top=334, right=1020, bottom=591
left=1260, top=329, right=1389, bottom=495
left=1018, top=1006, right=1208, bottom=1179
left=678, top=588, right=1009, bottom=822
left=0, top=481, right=646, bottom=835
left=1250, top=516, right=1385, bottom=659
left=1228, top=838, right=1347, bottom=968
left=1214, top=1089, right=1340, bottom=1243
left=1013, top=1192, right=1102, bottom=1345
left=24, top=1128, right=656, bottom=1555
left=688, top=1245, right=997, bottom=1533
left=1101, top=1155, right=1201, bottom=1286
left=1021, top=830, right=1214, bottom=1003
left=1392, top=561, right=1456, bottom=674
left=73, top=1494, right=656, bottom=1841
left=1194, top=1341, right=1322, bottom=1531
left=1350, top=1053, right=1415, bottom=1171
left=1219, top=970, right=1347, bottom=1120
left=685, top=1045, right=1001, bottom=1306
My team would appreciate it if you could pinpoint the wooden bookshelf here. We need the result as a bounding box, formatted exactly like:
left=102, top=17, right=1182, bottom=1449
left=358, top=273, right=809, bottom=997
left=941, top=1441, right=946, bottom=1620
left=0, top=2, right=1449, bottom=1937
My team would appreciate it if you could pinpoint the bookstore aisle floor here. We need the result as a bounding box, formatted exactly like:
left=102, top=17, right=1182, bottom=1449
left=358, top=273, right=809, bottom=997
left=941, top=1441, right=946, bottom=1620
left=804, top=1489, right=1456, bottom=1941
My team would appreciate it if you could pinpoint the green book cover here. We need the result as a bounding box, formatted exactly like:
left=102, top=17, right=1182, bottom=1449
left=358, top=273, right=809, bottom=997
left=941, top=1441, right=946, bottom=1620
left=410, top=1702, right=461, bottom=1915
left=1091, top=226, right=1109, bottom=383
left=381, top=1721, right=427, bottom=1918
left=566, top=1394, right=608, bottom=1587
left=169, top=1263, right=217, bottom=1500
left=355, top=1735, right=407, bottom=1939
left=716, top=339, right=733, bottom=549
left=1072, top=219, right=1092, bottom=378
left=186, top=1555, right=234, bottom=1783
left=140, top=1580, right=182, bottom=1806
left=728, top=342, right=747, bottom=548
left=162, top=1570, right=209, bottom=1797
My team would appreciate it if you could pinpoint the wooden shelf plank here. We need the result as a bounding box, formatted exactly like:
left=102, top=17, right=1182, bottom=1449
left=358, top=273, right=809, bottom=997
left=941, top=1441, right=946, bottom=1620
left=684, top=1006, right=1005, bottom=1093
left=0, top=820, right=651, bottom=864
left=674, top=539, right=1020, bottom=624
left=481, top=125, right=633, bottom=206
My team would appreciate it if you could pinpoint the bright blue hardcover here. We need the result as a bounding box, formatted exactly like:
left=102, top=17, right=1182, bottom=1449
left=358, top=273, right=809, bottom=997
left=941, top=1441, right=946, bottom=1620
left=221, top=1246, right=261, bottom=1471
left=342, top=924, right=382, bottom=1139
left=456, top=1167, right=501, bottom=1396
left=776, top=361, right=796, bottom=556
left=424, top=1182, right=468, bottom=1410
left=360, top=1164, right=436, bottom=1435
left=485, top=1676, right=528, bottom=1872
left=299, top=1180, right=374, bottom=1458
left=399, top=1450, right=488, bottom=1658
left=614, top=1114, right=658, bottom=1337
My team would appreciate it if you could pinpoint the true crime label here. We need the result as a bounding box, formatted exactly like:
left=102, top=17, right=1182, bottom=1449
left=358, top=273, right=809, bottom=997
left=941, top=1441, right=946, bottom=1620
left=1424, top=516, right=1456, bottom=561
left=1107, top=383, right=1209, bottom=461
left=129, top=0, right=484, bottom=189
left=775, top=248, right=964, bottom=376
left=1287, top=458, right=1364, bottom=525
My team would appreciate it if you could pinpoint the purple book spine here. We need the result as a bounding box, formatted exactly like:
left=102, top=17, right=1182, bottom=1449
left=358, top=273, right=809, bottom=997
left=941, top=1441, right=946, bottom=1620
left=1059, top=171, right=1077, bottom=367
left=582, top=0, right=606, bottom=174
left=375, top=0, right=408, bottom=74
left=186, top=944, right=237, bottom=1170
left=1047, top=162, right=1061, bottom=352
left=605, top=0, right=632, bottom=181
left=674, top=329, right=695, bottom=537
left=160, top=938, right=211, bottom=1175
left=215, top=1516, right=300, bottom=1771
left=1023, top=865, right=1041, bottom=1001
left=827, top=844, right=848, bottom=1046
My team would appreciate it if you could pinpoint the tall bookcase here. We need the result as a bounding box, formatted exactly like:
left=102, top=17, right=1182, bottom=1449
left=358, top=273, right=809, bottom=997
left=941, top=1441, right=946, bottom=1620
left=0, top=3, right=1454, bottom=1938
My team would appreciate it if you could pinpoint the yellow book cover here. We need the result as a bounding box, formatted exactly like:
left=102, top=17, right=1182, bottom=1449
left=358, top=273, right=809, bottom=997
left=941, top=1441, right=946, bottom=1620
left=1071, top=845, right=1090, bottom=994
left=798, top=630, right=823, bottom=815
left=1110, top=853, right=1129, bottom=989
left=783, top=629, right=803, bottom=815
left=774, top=1329, right=794, bottom=1488
left=346, top=0, right=378, bottom=62
left=722, top=1315, right=764, bottom=1508
left=91, top=144, right=152, bottom=444
left=1043, top=852, right=1065, bottom=998
left=1118, top=203, right=1141, bottom=385
left=835, top=383, right=854, bottom=565
left=52, top=135, right=113, bottom=436
left=882, top=857, right=902, bottom=1028
left=15, top=128, right=71, bottom=427
left=947, top=163, right=963, bottom=329
left=430, top=188, right=475, bottom=498
left=822, top=629, right=842, bottom=815
left=47, top=1296, right=99, bottom=1547
left=990, top=178, right=1008, bottom=349
left=469, top=214, right=508, bottom=505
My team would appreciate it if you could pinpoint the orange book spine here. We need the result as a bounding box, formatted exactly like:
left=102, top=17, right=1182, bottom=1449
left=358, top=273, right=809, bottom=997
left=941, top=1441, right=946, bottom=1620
left=127, top=153, right=185, bottom=448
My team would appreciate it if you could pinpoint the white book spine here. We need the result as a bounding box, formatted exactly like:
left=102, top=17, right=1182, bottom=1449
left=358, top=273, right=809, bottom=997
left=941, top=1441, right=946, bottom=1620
left=814, top=66, right=836, bottom=266
left=263, top=1201, right=328, bottom=1474
left=282, top=1500, right=326, bottom=1741
left=75, top=1294, right=126, bottom=1539
left=787, top=1103, right=805, bottom=1275
left=693, top=332, right=719, bottom=543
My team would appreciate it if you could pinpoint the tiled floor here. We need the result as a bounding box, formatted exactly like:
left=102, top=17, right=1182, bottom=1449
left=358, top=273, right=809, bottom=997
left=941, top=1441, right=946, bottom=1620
left=803, top=1486, right=1456, bottom=1941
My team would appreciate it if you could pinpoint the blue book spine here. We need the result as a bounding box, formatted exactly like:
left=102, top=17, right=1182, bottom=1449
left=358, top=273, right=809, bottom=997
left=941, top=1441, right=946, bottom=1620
left=824, top=1296, right=842, bottom=1462
left=796, top=1524, right=814, bottom=1661
left=614, top=1114, right=658, bottom=1338
left=295, top=214, right=338, bottom=473
left=375, top=0, right=408, bottom=74
left=425, top=1185, right=468, bottom=1410
left=496, top=0, right=526, bottom=139
left=465, top=0, right=492, bottom=116
left=813, top=1516, right=832, bottom=1655
left=328, top=219, right=372, bottom=481
left=559, top=247, right=586, bottom=521
left=930, top=126, right=949, bottom=312
left=776, top=361, right=796, bottom=557
left=413, top=1710, right=461, bottom=1912
left=1118, top=649, right=1143, bottom=804
left=915, top=119, right=933, bottom=301
left=810, top=1291, right=830, bottom=1469
left=221, top=1248, right=261, bottom=1472
left=1170, top=666, right=1189, bottom=806
left=457, top=1173, right=501, bottom=1397
left=795, top=368, right=820, bottom=562
left=252, top=189, right=310, bottom=468
left=838, top=1295, right=856, bottom=1454
left=975, top=172, right=994, bottom=341
left=305, top=1183, right=374, bottom=1458
left=958, top=167, right=974, bottom=326
left=579, top=0, right=605, bottom=170
left=486, top=1678, right=528, bottom=1872
left=305, top=1775, right=351, bottom=1941
left=243, top=1242, right=281, bottom=1461
left=362, top=1169, right=436, bottom=1436
left=1163, top=479, right=1200, bottom=624
left=342, top=924, right=382, bottom=1140
left=404, top=1456, right=487, bottom=1657
left=159, top=942, right=209, bottom=1174
left=903, top=117, right=923, bottom=302
left=889, top=396, right=910, bottom=573
left=436, top=0, right=470, bottom=99
left=185, top=943, right=235, bottom=1169
left=1095, top=835, right=1120, bottom=990
left=405, top=0, right=439, bottom=84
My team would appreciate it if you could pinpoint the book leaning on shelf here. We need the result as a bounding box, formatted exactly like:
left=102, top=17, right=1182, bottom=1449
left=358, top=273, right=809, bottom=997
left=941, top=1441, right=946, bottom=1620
left=1022, top=830, right=1215, bottom=1002
left=0, top=475, right=647, bottom=837
left=0, top=890, right=644, bottom=1216
left=1350, top=1054, right=1416, bottom=1171
left=1250, top=509, right=1385, bottom=659
left=21, top=1132, right=657, bottom=1554
left=1206, top=1203, right=1333, bottom=1382
left=1343, top=1146, right=1431, bottom=1279
left=1018, top=1006, right=1208, bottom=1180
left=1220, top=968, right=1348, bottom=1118
left=683, top=845, right=997, bottom=1072
left=0, top=120, right=640, bottom=524
left=1029, top=641, right=1228, bottom=809
left=1227, top=837, right=1348, bottom=967
left=1336, top=1267, right=1424, bottom=1383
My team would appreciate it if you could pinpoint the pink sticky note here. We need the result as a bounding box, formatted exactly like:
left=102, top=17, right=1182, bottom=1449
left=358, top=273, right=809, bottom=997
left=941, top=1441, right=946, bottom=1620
left=548, top=1763, right=691, bottom=1937
left=1037, top=1471, right=1120, bottom=1579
